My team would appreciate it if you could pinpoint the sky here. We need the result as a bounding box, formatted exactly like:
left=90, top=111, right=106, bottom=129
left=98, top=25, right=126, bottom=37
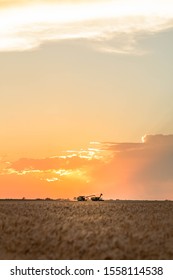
left=0, top=0, right=173, bottom=200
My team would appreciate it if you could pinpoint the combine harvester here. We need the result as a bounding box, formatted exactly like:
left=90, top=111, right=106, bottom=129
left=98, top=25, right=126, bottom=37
left=91, top=193, right=103, bottom=201
left=76, top=193, right=104, bottom=201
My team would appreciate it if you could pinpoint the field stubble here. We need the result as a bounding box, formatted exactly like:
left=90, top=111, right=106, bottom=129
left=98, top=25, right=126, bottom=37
left=0, top=200, right=173, bottom=259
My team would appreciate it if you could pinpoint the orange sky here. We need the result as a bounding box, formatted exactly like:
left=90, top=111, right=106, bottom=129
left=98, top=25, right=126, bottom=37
left=1, top=1, right=173, bottom=199
left=1, top=135, right=173, bottom=200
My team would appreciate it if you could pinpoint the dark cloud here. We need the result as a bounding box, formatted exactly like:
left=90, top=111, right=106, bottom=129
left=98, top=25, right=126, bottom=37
left=135, top=135, right=173, bottom=183
left=93, top=134, right=173, bottom=199
left=143, top=134, right=173, bottom=145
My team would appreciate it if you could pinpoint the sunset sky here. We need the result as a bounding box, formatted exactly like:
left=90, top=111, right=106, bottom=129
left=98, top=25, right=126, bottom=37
left=1, top=0, right=173, bottom=199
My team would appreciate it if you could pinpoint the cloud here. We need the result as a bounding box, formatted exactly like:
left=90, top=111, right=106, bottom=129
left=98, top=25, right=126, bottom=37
left=0, top=147, right=104, bottom=183
left=102, top=142, right=143, bottom=152
left=0, top=0, right=96, bottom=6
left=1, top=135, right=173, bottom=199
left=92, top=134, right=173, bottom=199
left=9, top=148, right=103, bottom=171
left=142, top=134, right=173, bottom=145
left=136, top=135, right=173, bottom=183
left=10, top=156, right=92, bottom=171
left=0, top=0, right=173, bottom=53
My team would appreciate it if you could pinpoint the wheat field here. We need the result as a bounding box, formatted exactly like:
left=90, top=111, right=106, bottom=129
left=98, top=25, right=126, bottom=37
left=0, top=200, right=173, bottom=260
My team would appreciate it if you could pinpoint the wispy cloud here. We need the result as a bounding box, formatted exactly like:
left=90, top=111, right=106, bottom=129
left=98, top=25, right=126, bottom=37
left=0, top=146, right=105, bottom=183
left=0, top=0, right=173, bottom=53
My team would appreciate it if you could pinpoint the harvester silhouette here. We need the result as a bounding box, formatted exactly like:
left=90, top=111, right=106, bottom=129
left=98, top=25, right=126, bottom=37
left=76, top=193, right=103, bottom=201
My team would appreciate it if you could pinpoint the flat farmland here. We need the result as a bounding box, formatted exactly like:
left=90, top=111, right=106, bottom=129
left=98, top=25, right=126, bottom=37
left=0, top=200, right=173, bottom=260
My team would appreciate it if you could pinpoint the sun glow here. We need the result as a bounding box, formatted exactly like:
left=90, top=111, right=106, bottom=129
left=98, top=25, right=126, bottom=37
left=44, top=168, right=91, bottom=183
left=0, top=144, right=106, bottom=186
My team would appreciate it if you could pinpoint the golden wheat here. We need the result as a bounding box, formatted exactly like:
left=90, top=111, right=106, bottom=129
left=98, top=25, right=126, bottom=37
left=0, top=200, right=173, bottom=259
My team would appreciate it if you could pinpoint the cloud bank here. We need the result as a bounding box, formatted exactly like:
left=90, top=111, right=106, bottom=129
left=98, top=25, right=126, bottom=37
left=1, top=134, right=173, bottom=199
left=0, top=0, right=173, bottom=53
left=93, top=134, right=173, bottom=199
